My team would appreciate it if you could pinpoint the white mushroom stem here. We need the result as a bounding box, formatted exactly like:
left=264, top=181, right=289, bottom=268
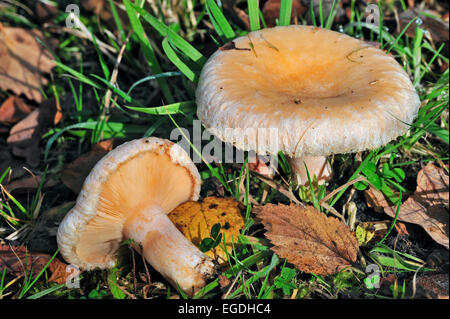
left=287, top=155, right=332, bottom=186
left=123, top=203, right=216, bottom=297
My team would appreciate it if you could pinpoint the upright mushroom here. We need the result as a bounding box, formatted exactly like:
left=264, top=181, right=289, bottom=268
left=196, top=25, right=420, bottom=185
left=57, top=137, right=216, bottom=296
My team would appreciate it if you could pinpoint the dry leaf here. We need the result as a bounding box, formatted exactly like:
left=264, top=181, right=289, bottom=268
left=416, top=163, right=449, bottom=204
left=7, top=97, right=57, bottom=167
left=0, top=26, right=55, bottom=102
left=0, top=244, right=68, bottom=281
left=0, top=96, right=34, bottom=124
left=384, top=163, right=449, bottom=249
left=168, top=197, right=245, bottom=265
left=364, top=186, right=394, bottom=213
left=61, top=139, right=116, bottom=194
left=255, top=204, right=358, bottom=275
left=398, top=9, right=449, bottom=42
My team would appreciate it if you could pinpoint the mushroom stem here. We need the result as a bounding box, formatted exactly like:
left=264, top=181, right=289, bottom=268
left=287, top=155, right=332, bottom=186
left=123, top=203, right=216, bottom=297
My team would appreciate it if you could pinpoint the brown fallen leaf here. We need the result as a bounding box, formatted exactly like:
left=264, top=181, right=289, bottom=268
left=398, top=9, right=449, bottom=42
left=255, top=204, right=358, bottom=275
left=0, top=26, right=55, bottom=102
left=263, top=0, right=306, bottom=28
left=0, top=96, right=35, bottom=124
left=384, top=163, right=449, bottom=249
left=0, top=244, right=68, bottom=282
left=61, top=139, right=116, bottom=194
left=365, top=186, right=394, bottom=213
left=416, top=162, right=449, bottom=204
left=168, top=197, right=245, bottom=266
left=7, top=97, right=57, bottom=167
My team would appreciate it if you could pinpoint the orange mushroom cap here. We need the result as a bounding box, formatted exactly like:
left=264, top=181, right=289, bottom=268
left=57, top=137, right=201, bottom=270
left=196, top=25, right=420, bottom=158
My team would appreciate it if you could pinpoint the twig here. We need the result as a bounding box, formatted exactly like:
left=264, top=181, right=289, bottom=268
left=318, top=175, right=369, bottom=222
left=253, top=173, right=304, bottom=206
left=116, top=285, right=137, bottom=299
left=319, top=175, right=367, bottom=205
left=290, top=288, right=298, bottom=299
left=222, top=270, right=243, bottom=299
left=97, top=31, right=131, bottom=140
left=141, top=249, right=152, bottom=285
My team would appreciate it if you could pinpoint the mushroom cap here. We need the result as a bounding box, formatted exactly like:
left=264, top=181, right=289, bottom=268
left=57, top=137, right=201, bottom=270
left=196, top=25, right=420, bottom=157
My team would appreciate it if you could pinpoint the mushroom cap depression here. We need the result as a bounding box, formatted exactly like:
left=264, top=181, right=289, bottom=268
left=57, top=137, right=201, bottom=270
left=196, top=25, right=420, bottom=158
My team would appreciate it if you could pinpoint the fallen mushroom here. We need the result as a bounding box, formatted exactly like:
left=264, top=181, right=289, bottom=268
left=57, top=137, right=217, bottom=296
left=196, top=26, right=420, bottom=185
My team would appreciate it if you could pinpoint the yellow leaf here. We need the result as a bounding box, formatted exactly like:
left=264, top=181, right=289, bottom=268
left=169, top=197, right=245, bottom=266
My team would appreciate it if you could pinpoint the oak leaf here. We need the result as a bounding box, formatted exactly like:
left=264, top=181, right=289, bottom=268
left=255, top=204, right=358, bottom=275
left=0, top=26, right=55, bottom=102
left=384, top=163, right=449, bottom=249
left=168, top=197, right=245, bottom=266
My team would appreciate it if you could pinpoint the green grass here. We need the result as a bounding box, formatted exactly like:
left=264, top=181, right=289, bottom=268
left=0, top=0, right=448, bottom=299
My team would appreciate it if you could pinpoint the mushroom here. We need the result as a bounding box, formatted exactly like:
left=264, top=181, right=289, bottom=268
left=57, top=137, right=216, bottom=296
left=196, top=25, right=420, bottom=185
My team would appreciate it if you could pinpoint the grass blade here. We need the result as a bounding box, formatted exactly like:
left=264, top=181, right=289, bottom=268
left=126, top=101, right=196, bottom=115
left=279, top=0, right=293, bottom=26
left=130, top=2, right=207, bottom=66
left=205, top=0, right=236, bottom=41
left=124, top=0, right=174, bottom=102
left=248, top=0, right=261, bottom=31
left=162, top=37, right=198, bottom=82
